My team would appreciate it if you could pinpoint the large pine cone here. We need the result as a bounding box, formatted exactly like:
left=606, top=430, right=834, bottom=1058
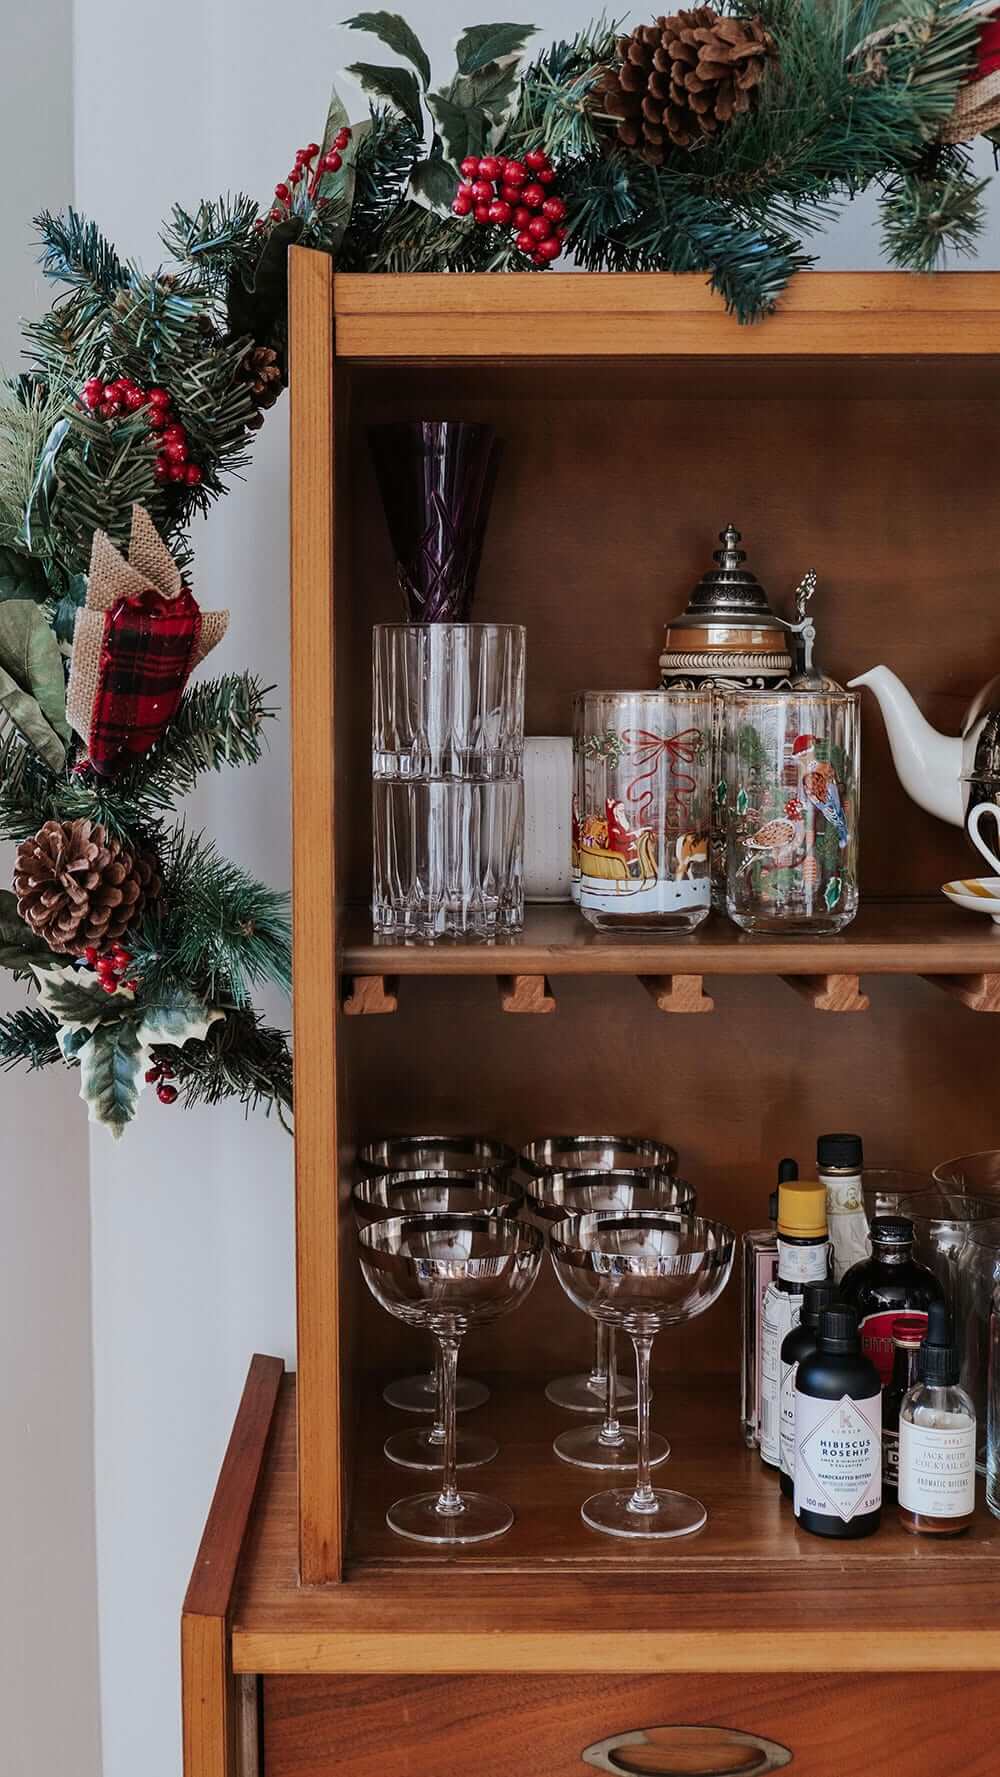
left=600, top=10, right=776, bottom=160
left=13, top=819, right=160, bottom=957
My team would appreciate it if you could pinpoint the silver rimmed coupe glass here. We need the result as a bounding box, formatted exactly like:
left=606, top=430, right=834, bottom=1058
left=525, top=1171, right=696, bottom=1471
left=357, top=1136, right=517, bottom=1413
left=353, top=1173, right=522, bottom=1471
left=358, top=1213, right=543, bottom=1544
left=550, top=1211, right=734, bottom=1538
left=518, top=1135, right=678, bottom=1414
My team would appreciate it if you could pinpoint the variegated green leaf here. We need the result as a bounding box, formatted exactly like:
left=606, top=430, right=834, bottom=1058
left=138, top=988, right=223, bottom=1050
left=427, top=90, right=486, bottom=168
left=454, top=22, right=536, bottom=75
left=31, top=961, right=129, bottom=1031
left=343, top=12, right=432, bottom=87
left=410, top=149, right=462, bottom=212
left=345, top=61, right=424, bottom=134
left=78, top=1016, right=145, bottom=1139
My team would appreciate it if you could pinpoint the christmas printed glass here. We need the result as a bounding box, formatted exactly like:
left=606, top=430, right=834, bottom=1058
left=368, top=420, right=500, bottom=623
left=723, top=688, right=860, bottom=934
left=575, top=690, right=713, bottom=932
left=372, top=623, right=525, bottom=940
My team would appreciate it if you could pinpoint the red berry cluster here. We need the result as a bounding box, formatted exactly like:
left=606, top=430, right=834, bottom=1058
left=80, top=376, right=203, bottom=489
left=145, top=1057, right=179, bottom=1105
left=83, top=942, right=139, bottom=996
left=452, top=146, right=567, bottom=265
left=258, top=131, right=352, bottom=228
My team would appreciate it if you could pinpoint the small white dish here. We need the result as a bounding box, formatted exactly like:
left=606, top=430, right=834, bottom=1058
left=942, top=876, right=1000, bottom=925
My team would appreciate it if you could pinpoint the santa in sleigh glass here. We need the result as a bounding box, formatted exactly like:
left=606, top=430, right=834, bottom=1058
left=573, top=691, right=713, bottom=933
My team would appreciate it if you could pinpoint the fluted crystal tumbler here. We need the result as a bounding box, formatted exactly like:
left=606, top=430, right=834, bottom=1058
left=524, top=1171, right=696, bottom=1472
left=353, top=1172, right=521, bottom=1473
left=358, top=1213, right=543, bottom=1544
left=550, top=1211, right=734, bottom=1538
left=518, top=1135, right=678, bottom=1414
left=369, top=421, right=500, bottom=624
left=372, top=622, right=525, bottom=940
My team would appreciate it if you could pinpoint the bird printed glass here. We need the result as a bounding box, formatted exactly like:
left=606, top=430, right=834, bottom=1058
left=575, top=690, right=713, bottom=931
left=722, top=689, right=860, bottom=933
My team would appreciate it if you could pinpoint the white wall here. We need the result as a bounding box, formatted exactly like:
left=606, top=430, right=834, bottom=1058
left=61, top=6, right=1000, bottom=1777
left=1, top=11, right=102, bottom=1777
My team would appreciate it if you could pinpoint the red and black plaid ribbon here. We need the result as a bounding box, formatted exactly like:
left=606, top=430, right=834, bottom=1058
left=88, top=584, right=202, bottom=774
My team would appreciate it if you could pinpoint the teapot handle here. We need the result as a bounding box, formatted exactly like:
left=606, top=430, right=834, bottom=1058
left=967, top=801, right=1000, bottom=876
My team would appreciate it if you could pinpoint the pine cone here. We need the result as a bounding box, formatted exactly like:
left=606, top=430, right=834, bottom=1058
left=13, top=819, right=159, bottom=957
left=241, top=345, right=284, bottom=412
left=600, top=10, right=775, bottom=160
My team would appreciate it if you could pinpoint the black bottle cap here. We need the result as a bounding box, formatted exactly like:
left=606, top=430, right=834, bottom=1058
left=817, top=1133, right=863, bottom=1169
left=802, top=1281, right=839, bottom=1329
left=768, top=1189, right=779, bottom=1222
left=871, top=1215, right=914, bottom=1247
left=818, top=1303, right=860, bottom=1351
left=777, top=1158, right=799, bottom=1183
left=918, top=1300, right=960, bottom=1386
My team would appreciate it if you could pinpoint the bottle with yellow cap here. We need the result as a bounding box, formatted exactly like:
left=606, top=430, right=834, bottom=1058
left=759, top=1177, right=830, bottom=1469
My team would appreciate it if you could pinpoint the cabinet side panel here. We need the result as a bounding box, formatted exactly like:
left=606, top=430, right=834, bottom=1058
left=289, top=246, right=342, bottom=1584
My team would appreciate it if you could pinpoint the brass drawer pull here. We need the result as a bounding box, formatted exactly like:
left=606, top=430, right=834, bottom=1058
left=582, top=1726, right=793, bottom=1776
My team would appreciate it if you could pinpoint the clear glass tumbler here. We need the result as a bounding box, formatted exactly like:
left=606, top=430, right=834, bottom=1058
left=577, top=690, right=712, bottom=932
left=372, top=622, right=525, bottom=940
left=723, top=688, right=860, bottom=934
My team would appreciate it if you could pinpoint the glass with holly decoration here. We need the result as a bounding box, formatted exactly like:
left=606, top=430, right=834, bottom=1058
left=722, top=688, right=860, bottom=934
left=577, top=690, right=713, bottom=933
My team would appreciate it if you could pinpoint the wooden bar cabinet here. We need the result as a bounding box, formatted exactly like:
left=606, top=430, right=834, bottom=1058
left=182, top=253, right=1000, bottom=1777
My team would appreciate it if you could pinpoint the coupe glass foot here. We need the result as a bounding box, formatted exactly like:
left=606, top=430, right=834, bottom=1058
left=545, top=1372, right=637, bottom=1413
left=383, top=1373, right=490, bottom=1414
left=553, top=1424, right=669, bottom=1472
left=386, top=1490, right=514, bottom=1545
left=384, top=1427, right=498, bottom=1471
left=581, top=1486, right=707, bottom=1540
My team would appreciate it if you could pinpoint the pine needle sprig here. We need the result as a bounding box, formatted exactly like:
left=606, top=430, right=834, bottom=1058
left=160, top=194, right=263, bottom=298
left=152, top=1006, right=293, bottom=1117
left=116, top=673, right=276, bottom=803
left=35, top=208, right=130, bottom=302
left=130, top=828, right=291, bottom=1004
left=880, top=153, right=989, bottom=267
left=0, top=1005, right=62, bottom=1072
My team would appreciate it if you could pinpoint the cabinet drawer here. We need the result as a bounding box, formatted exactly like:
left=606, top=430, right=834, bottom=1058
left=262, top=1672, right=997, bottom=1776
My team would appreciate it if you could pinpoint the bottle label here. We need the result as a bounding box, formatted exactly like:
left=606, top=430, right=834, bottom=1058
left=860, top=1309, right=928, bottom=1387
left=760, top=1285, right=801, bottom=1465
left=779, top=1358, right=798, bottom=1478
left=776, top=1239, right=829, bottom=1284
left=898, top=1417, right=976, bottom=1519
left=883, top=1426, right=900, bottom=1488
left=795, top=1390, right=882, bottom=1523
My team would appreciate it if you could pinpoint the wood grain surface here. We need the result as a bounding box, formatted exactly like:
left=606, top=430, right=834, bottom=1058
left=261, top=1670, right=1000, bottom=1777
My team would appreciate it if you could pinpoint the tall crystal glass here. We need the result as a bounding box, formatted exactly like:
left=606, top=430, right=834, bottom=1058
left=723, top=688, right=860, bottom=933
left=353, top=1171, right=522, bottom=1469
left=368, top=420, right=501, bottom=623
left=518, top=1135, right=679, bottom=1414
left=952, top=1217, right=1000, bottom=1472
left=577, top=690, right=712, bottom=932
left=372, top=622, right=525, bottom=940
left=523, top=1171, right=696, bottom=1471
left=550, top=1210, right=735, bottom=1537
left=358, top=1213, right=542, bottom=1544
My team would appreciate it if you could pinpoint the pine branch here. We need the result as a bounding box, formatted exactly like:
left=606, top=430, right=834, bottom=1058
left=35, top=208, right=129, bottom=301
left=334, top=109, right=422, bottom=270
left=160, top=194, right=262, bottom=298
left=113, top=673, right=277, bottom=804
left=880, top=153, right=989, bottom=268
left=0, top=1004, right=62, bottom=1072
left=153, top=1005, right=292, bottom=1116
left=130, top=828, right=291, bottom=1004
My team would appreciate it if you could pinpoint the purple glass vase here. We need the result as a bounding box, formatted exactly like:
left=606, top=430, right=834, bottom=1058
left=369, top=421, right=501, bottom=623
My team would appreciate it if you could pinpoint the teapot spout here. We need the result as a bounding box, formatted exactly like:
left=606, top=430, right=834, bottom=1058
left=849, top=665, right=963, bottom=827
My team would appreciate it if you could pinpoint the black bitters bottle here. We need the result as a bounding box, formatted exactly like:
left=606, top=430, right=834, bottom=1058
left=778, top=1279, right=839, bottom=1499
left=794, top=1304, right=882, bottom=1539
left=839, top=1216, right=943, bottom=1388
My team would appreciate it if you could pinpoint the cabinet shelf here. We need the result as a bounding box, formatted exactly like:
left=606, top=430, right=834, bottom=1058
left=230, top=1371, right=1000, bottom=1678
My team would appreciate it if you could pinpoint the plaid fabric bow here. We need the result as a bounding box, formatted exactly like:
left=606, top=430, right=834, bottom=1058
left=66, top=506, right=228, bottom=775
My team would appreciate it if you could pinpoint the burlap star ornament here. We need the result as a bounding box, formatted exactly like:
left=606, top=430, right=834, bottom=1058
left=66, top=505, right=228, bottom=774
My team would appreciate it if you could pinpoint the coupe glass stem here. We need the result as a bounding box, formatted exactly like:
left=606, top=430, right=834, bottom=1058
left=629, top=1332, right=658, bottom=1513
left=590, top=1321, right=607, bottom=1390
left=428, top=1346, right=447, bottom=1449
left=598, top=1328, right=624, bottom=1449
left=435, top=1334, right=464, bottom=1516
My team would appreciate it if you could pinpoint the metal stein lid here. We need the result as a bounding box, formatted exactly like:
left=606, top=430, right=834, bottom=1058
left=681, top=523, right=776, bottom=625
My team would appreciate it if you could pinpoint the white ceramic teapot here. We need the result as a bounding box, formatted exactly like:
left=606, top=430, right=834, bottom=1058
left=849, top=665, right=1000, bottom=827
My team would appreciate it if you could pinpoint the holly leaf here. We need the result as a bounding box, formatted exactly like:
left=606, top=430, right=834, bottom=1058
left=454, top=23, right=536, bottom=75
left=0, top=600, right=70, bottom=742
left=455, top=60, right=520, bottom=125
left=343, top=12, right=432, bottom=88
left=78, top=1015, right=145, bottom=1139
left=138, top=988, right=223, bottom=1049
left=344, top=61, right=424, bottom=134
left=59, top=1024, right=92, bottom=1063
left=410, top=147, right=462, bottom=213
left=0, top=889, right=57, bottom=972
left=0, top=545, right=49, bottom=604
left=427, top=90, right=487, bottom=169
left=31, top=962, right=129, bottom=1031
left=0, top=665, right=65, bottom=769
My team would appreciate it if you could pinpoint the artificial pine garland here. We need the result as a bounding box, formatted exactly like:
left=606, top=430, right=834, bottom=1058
left=2, top=4, right=999, bottom=1136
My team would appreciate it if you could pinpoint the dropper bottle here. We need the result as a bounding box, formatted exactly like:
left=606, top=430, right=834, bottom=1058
left=899, top=1302, right=976, bottom=1537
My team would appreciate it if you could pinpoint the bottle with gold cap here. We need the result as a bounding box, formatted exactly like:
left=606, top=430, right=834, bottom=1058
left=759, top=1177, right=831, bottom=1469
